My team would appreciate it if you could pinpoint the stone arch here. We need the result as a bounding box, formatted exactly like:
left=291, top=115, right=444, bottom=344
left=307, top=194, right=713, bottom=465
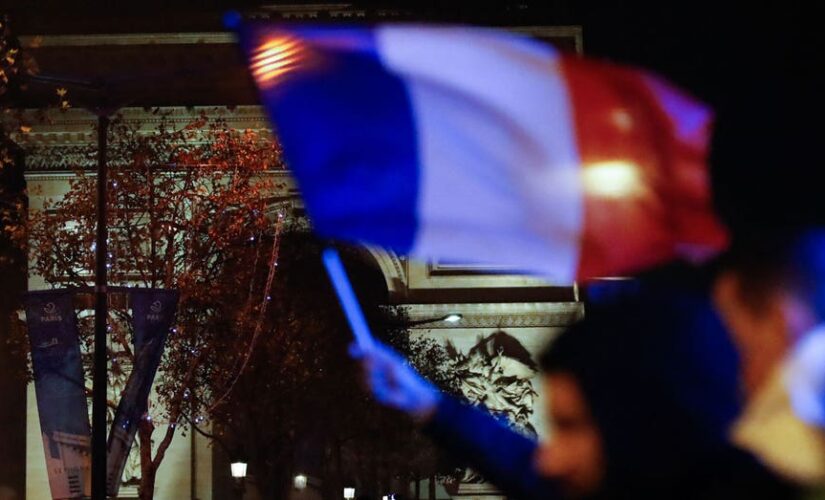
left=352, top=247, right=408, bottom=302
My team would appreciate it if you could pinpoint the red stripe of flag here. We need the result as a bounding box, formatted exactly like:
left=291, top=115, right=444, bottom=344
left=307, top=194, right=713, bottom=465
left=562, top=56, right=729, bottom=279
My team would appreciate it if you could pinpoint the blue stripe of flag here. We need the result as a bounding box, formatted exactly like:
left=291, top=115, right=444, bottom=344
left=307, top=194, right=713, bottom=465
left=250, top=26, right=421, bottom=252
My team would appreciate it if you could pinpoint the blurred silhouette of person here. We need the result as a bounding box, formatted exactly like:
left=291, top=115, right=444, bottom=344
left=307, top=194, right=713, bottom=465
left=584, top=10, right=825, bottom=485
left=353, top=6, right=825, bottom=498
left=356, top=271, right=800, bottom=498
left=711, top=231, right=825, bottom=486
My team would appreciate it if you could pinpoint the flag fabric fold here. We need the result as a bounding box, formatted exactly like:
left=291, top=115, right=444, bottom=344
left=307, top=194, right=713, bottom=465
left=236, top=23, right=727, bottom=282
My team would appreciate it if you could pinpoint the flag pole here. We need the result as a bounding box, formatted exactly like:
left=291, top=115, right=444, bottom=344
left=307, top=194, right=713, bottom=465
left=321, top=248, right=375, bottom=351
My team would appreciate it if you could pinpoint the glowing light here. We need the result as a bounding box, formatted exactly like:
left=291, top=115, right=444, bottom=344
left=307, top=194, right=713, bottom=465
left=343, top=488, right=356, bottom=499
left=582, top=161, right=645, bottom=199
left=443, top=314, right=462, bottom=323
left=230, top=462, right=248, bottom=479
left=293, top=474, right=307, bottom=490
left=250, top=37, right=304, bottom=88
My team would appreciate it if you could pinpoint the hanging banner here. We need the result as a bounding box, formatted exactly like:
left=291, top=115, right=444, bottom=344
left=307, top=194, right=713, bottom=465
left=106, top=288, right=178, bottom=497
left=24, top=290, right=91, bottom=499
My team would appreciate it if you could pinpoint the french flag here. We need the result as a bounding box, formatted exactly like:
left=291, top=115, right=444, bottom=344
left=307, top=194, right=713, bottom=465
left=235, top=23, right=728, bottom=283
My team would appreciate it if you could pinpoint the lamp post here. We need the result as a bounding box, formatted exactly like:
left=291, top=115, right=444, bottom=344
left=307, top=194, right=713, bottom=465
left=92, top=107, right=111, bottom=500
left=26, top=73, right=115, bottom=500
left=231, top=461, right=248, bottom=499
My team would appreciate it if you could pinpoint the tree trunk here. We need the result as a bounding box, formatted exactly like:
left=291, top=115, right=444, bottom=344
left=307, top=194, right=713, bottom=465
left=138, top=421, right=156, bottom=499
left=136, top=406, right=182, bottom=499
left=428, top=474, right=436, bottom=500
left=138, top=467, right=156, bottom=500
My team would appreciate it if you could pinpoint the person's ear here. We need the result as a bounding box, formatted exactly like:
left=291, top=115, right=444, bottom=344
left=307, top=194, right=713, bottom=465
left=713, top=270, right=792, bottom=394
left=713, top=270, right=786, bottom=340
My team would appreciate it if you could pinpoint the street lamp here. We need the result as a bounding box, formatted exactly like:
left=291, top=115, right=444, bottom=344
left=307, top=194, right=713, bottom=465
left=231, top=461, right=247, bottom=499
left=230, top=462, right=248, bottom=479
left=343, top=487, right=356, bottom=499
left=405, top=313, right=463, bottom=327
left=293, top=474, right=308, bottom=490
